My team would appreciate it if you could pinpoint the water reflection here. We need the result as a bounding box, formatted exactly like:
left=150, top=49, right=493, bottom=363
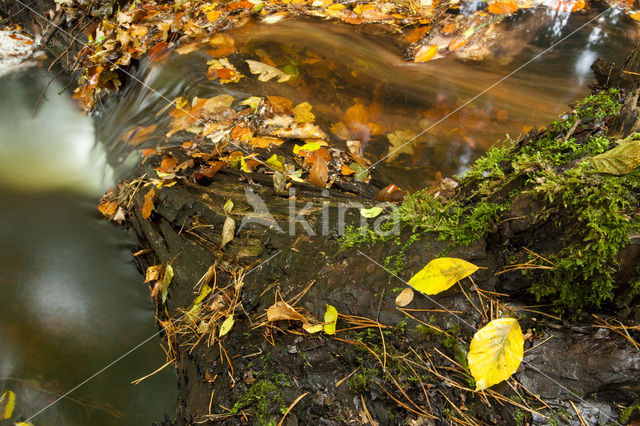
left=98, top=6, right=635, bottom=190
left=0, top=69, right=176, bottom=425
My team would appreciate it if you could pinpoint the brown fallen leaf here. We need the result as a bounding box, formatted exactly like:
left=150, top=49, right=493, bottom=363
left=267, top=301, right=305, bottom=322
left=142, top=187, right=156, bottom=219
left=395, top=288, right=415, bottom=307
left=309, top=157, right=329, bottom=187
left=98, top=199, right=119, bottom=217
left=221, top=216, right=235, bottom=249
left=376, top=184, right=406, bottom=202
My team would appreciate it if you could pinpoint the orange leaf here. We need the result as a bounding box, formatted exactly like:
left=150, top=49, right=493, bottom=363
left=630, top=11, right=640, bottom=21
left=488, top=0, right=519, bottom=14
left=406, top=26, right=430, bottom=43
left=267, top=96, right=294, bottom=114
left=548, top=0, right=585, bottom=12
left=231, top=124, right=253, bottom=142
left=341, top=164, right=355, bottom=176
left=159, top=155, right=178, bottom=173
left=142, top=188, right=156, bottom=219
left=448, top=37, right=467, bottom=51
left=98, top=199, right=119, bottom=217
left=141, top=148, right=156, bottom=157
left=441, top=22, right=456, bottom=36
left=414, top=45, right=439, bottom=63
left=309, top=157, right=329, bottom=187
left=376, top=184, right=406, bottom=202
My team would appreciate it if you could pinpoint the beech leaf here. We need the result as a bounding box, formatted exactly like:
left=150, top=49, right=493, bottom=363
left=408, top=257, right=479, bottom=295
left=246, top=60, right=291, bottom=82
left=590, top=139, right=640, bottom=175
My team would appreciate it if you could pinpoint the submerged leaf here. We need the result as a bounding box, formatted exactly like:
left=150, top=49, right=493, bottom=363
left=408, top=257, right=479, bottom=295
left=590, top=139, right=640, bottom=175
left=0, top=390, right=15, bottom=420
left=468, top=318, right=524, bottom=391
left=246, top=59, right=291, bottom=82
left=324, top=304, right=338, bottom=335
left=293, top=102, right=316, bottom=123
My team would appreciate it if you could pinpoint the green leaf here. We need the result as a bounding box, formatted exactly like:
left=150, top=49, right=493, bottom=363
left=407, top=257, right=479, bottom=295
left=161, top=265, right=174, bottom=304
left=590, top=139, right=640, bottom=175
left=360, top=206, right=383, bottom=218
left=467, top=318, right=524, bottom=391
left=324, top=305, right=338, bottom=335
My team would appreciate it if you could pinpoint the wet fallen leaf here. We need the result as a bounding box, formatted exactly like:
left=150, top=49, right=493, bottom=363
left=448, top=37, right=467, bottom=51
left=221, top=216, right=235, bottom=248
left=376, top=184, right=406, bottom=202
left=386, top=130, right=417, bottom=161
left=224, top=199, right=234, bottom=214
left=159, top=154, right=178, bottom=173
left=267, top=96, right=293, bottom=114
left=250, top=136, right=284, bottom=148
left=408, top=257, right=479, bottom=295
left=141, top=147, right=156, bottom=157
left=395, top=288, right=415, bottom=307
left=488, top=0, right=519, bottom=14
left=1, top=390, right=15, bottom=420
left=468, top=318, right=523, bottom=390
left=207, top=33, right=235, bottom=57
left=161, top=265, right=174, bottom=304
left=266, top=154, right=285, bottom=171
left=406, top=25, right=429, bottom=43
left=360, top=206, right=383, bottom=218
left=293, top=141, right=328, bottom=154
left=273, top=171, right=287, bottom=194
left=414, top=45, right=439, bottom=62
left=341, top=164, right=355, bottom=176
left=189, top=284, right=212, bottom=315
left=309, top=157, right=329, bottom=187
left=324, top=304, right=338, bottom=335
left=142, top=187, right=156, bottom=219
left=98, top=199, right=119, bottom=217
left=590, top=139, right=640, bottom=175
left=293, top=102, right=316, bottom=123
left=246, top=59, right=291, bottom=82
left=548, top=0, right=585, bottom=12
left=267, top=301, right=305, bottom=322
left=219, top=315, right=235, bottom=337
left=145, top=265, right=164, bottom=283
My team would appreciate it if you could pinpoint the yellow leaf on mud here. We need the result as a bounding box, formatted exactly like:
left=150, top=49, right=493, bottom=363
left=324, top=304, right=338, bottom=335
left=408, top=257, right=479, bottom=295
left=467, top=318, right=524, bottom=391
left=293, top=140, right=328, bottom=154
left=219, top=315, right=235, bottom=337
left=267, top=301, right=305, bottom=322
left=395, top=288, right=415, bottom=307
left=414, top=45, right=439, bottom=63
left=293, top=102, right=316, bottom=123
left=142, top=187, right=156, bottom=219
left=246, top=59, right=291, bottom=82
left=303, top=323, right=324, bottom=334
left=0, top=390, right=15, bottom=420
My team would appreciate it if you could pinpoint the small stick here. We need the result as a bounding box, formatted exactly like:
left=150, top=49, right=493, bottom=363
left=278, top=392, right=309, bottom=426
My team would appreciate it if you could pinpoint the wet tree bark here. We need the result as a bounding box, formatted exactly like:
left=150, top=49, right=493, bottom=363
left=5, top=2, right=640, bottom=424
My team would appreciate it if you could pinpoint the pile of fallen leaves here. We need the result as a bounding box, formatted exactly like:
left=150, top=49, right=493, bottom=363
left=63, top=0, right=639, bottom=110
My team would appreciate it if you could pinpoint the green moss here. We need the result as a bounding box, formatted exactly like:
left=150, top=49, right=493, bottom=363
left=620, top=401, right=640, bottom=424
left=231, top=358, right=290, bottom=424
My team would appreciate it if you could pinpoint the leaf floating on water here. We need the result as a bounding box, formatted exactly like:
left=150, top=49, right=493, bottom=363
left=360, top=206, right=383, bottom=218
left=590, top=139, right=640, bottom=175
left=219, top=315, right=235, bottom=337
left=395, top=288, right=415, bottom=307
left=293, top=102, right=316, bottom=123
left=246, top=59, right=291, bottom=82
left=408, top=257, right=479, bottom=295
left=0, top=390, right=15, bottom=420
left=221, top=216, right=235, bottom=249
left=142, top=187, right=156, bottom=220
left=468, top=318, right=524, bottom=391
left=324, top=304, right=338, bottom=335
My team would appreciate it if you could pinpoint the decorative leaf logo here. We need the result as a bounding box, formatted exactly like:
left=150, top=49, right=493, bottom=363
left=407, top=257, right=479, bottom=295
left=467, top=318, right=524, bottom=391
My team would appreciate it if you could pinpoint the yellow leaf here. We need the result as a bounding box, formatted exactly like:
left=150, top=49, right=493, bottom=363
left=467, top=318, right=524, bottom=391
left=246, top=60, right=291, bottom=82
left=324, top=304, right=338, bottom=335
left=303, top=323, right=324, bottom=334
left=161, top=265, right=174, bottom=304
left=292, top=141, right=327, bottom=154
left=408, top=257, right=479, bottom=295
left=590, top=138, right=640, bottom=175
left=265, top=154, right=285, bottom=171
left=293, top=102, right=315, bottom=123
left=395, top=288, right=414, bottom=307
left=414, top=45, right=439, bottom=63
left=219, top=315, right=235, bottom=337
left=249, top=136, right=284, bottom=149
left=0, top=390, right=15, bottom=420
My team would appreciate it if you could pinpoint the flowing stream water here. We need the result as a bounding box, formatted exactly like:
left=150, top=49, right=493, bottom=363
left=0, top=4, right=637, bottom=424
